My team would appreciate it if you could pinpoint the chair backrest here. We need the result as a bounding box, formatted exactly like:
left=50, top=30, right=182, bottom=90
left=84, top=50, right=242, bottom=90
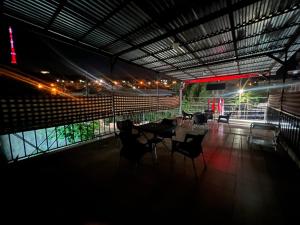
left=160, top=118, right=177, bottom=127
left=226, top=112, right=232, bottom=118
left=193, top=113, right=207, bottom=125
left=119, top=131, right=147, bottom=161
left=116, top=119, right=133, bottom=133
left=184, top=133, right=207, bottom=157
left=204, top=110, right=213, bottom=119
left=159, top=118, right=177, bottom=138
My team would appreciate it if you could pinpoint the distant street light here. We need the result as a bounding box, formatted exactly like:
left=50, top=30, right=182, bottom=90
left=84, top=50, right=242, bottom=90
left=40, top=70, right=50, bottom=74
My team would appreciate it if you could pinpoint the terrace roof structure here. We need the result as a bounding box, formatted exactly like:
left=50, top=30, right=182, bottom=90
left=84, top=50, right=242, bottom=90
left=2, top=0, right=300, bottom=81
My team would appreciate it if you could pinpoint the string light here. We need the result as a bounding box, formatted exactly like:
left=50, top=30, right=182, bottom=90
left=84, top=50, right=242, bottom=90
left=37, top=84, right=43, bottom=89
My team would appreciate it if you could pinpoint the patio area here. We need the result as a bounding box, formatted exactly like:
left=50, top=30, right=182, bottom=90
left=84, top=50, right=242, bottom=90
left=1, top=1, right=300, bottom=225
left=2, top=122, right=300, bottom=225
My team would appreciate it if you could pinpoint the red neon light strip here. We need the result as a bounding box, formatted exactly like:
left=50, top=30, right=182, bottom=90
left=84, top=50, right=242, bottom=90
left=185, top=73, right=259, bottom=84
left=9, top=26, right=17, bottom=64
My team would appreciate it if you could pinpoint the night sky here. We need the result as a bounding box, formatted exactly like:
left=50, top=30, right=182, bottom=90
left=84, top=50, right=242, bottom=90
left=0, top=20, right=163, bottom=83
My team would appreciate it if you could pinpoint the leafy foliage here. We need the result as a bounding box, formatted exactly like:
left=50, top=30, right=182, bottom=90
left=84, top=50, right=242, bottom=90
left=56, top=121, right=100, bottom=143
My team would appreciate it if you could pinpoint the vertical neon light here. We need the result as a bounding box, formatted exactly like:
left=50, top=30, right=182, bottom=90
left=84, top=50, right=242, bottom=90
left=9, top=26, right=17, bottom=64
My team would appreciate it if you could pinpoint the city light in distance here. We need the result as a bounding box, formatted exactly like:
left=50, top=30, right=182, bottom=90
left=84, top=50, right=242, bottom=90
left=51, top=88, right=57, bottom=95
left=40, top=70, right=50, bottom=74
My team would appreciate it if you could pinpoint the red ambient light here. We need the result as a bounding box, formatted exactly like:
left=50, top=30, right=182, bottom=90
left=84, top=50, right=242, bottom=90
left=185, top=73, right=259, bottom=84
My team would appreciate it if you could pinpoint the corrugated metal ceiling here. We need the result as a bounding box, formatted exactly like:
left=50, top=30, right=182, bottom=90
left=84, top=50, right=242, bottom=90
left=2, top=0, right=300, bottom=81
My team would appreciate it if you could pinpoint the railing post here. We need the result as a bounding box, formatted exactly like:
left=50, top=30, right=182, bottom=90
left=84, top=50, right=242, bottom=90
left=112, top=93, right=116, bottom=133
left=110, top=56, right=117, bottom=133
left=179, top=82, right=184, bottom=115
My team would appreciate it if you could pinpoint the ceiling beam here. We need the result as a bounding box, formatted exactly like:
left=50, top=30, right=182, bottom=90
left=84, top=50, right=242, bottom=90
left=58, top=1, right=195, bottom=78
left=163, top=48, right=285, bottom=73
left=269, top=24, right=300, bottom=70
left=76, top=0, right=131, bottom=42
left=141, top=37, right=291, bottom=68
left=130, top=1, right=200, bottom=77
left=129, top=10, right=300, bottom=63
left=45, top=0, right=68, bottom=30
left=101, top=1, right=207, bottom=49
left=113, top=0, right=261, bottom=57
left=227, top=0, right=240, bottom=74
left=266, top=53, right=285, bottom=65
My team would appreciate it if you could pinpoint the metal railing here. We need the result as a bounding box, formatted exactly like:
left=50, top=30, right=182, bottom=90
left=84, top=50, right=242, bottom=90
left=0, top=108, right=179, bottom=162
left=267, top=107, right=300, bottom=158
left=183, top=97, right=268, bottom=121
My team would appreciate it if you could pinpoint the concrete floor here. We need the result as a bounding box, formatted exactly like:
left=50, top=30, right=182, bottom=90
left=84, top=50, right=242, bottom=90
left=1, top=122, right=300, bottom=225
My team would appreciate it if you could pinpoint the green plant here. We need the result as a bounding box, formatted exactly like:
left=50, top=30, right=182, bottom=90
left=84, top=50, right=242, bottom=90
left=56, top=121, right=99, bottom=143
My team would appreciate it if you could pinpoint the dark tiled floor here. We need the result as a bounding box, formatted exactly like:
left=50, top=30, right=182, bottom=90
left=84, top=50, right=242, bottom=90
left=1, top=123, right=300, bottom=225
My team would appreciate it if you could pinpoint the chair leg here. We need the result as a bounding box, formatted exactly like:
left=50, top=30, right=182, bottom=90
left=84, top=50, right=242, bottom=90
left=202, top=153, right=207, bottom=169
left=228, top=123, right=231, bottom=132
left=152, top=144, right=158, bottom=163
left=192, top=159, right=197, bottom=177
